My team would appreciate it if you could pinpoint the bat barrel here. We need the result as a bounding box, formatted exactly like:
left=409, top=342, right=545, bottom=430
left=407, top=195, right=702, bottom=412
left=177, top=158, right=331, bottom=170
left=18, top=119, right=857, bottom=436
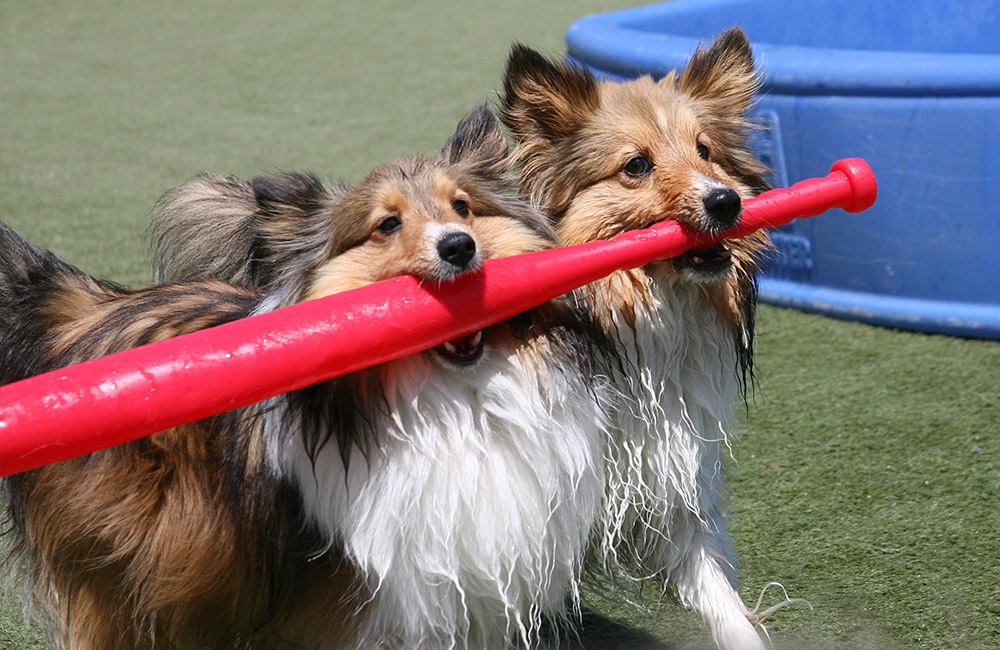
left=0, top=159, right=876, bottom=476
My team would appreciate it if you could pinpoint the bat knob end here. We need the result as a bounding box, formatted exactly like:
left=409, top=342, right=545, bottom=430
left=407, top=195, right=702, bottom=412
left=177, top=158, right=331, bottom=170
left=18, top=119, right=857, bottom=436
left=831, top=158, right=878, bottom=213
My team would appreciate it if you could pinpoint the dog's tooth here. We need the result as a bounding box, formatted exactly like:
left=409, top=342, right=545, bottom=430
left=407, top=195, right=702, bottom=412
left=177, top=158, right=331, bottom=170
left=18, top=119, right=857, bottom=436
left=444, top=341, right=459, bottom=354
left=472, top=331, right=482, bottom=346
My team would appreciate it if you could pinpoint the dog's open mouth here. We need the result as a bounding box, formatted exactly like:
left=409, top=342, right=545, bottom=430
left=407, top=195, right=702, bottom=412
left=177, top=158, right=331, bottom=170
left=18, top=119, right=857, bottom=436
left=637, top=220, right=734, bottom=279
left=674, top=242, right=733, bottom=276
left=435, top=330, right=485, bottom=366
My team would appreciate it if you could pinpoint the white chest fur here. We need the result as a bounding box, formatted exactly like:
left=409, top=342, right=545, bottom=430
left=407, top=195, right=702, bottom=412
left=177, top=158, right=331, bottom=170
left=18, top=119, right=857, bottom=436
left=271, top=342, right=607, bottom=649
left=599, top=268, right=741, bottom=582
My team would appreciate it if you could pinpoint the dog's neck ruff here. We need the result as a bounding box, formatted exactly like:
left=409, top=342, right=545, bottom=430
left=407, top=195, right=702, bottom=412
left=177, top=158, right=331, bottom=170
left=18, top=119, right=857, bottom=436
left=599, top=266, right=741, bottom=580
left=263, top=333, right=606, bottom=649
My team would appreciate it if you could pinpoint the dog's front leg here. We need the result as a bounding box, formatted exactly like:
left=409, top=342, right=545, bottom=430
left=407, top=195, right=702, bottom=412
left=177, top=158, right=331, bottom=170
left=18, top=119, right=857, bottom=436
left=673, top=536, right=767, bottom=650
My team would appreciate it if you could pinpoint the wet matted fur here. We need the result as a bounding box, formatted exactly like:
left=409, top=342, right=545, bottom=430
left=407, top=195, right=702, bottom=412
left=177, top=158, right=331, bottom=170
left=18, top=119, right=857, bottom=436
left=2, top=106, right=609, bottom=649
left=500, top=28, right=775, bottom=650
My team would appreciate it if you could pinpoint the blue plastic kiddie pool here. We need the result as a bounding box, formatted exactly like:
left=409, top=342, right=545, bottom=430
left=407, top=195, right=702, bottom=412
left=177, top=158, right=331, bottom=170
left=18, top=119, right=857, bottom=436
left=566, top=0, right=1000, bottom=340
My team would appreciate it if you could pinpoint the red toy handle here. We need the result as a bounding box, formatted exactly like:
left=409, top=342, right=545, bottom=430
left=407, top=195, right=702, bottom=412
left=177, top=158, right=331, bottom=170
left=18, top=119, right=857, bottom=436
left=0, top=159, right=876, bottom=476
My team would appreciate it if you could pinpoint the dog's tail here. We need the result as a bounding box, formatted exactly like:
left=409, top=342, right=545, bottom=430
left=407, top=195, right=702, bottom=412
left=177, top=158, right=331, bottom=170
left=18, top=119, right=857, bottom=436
left=150, top=172, right=343, bottom=298
left=149, top=174, right=259, bottom=286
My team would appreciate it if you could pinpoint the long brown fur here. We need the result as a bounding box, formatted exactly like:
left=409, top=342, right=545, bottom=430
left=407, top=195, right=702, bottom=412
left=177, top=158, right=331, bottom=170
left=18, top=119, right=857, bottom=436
left=0, top=225, right=361, bottom=649
left=501, top=28, right=771, bottom=378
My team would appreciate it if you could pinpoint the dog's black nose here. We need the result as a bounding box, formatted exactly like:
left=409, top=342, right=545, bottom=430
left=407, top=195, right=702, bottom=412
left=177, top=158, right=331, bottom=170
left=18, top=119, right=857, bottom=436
left=437, top=231, right=477, bottom=269
left=703, top=187, right=741, bottom=229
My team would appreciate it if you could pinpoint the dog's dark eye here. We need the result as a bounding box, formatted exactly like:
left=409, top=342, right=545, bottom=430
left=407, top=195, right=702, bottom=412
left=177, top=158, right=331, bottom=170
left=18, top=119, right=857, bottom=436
left=623, top=155, right=653, bottom=177
left=452, top=199, right=470, bottom=218
left=376, top=216, right=402, bottom=234
left=697, top=142, right=711, bottom=161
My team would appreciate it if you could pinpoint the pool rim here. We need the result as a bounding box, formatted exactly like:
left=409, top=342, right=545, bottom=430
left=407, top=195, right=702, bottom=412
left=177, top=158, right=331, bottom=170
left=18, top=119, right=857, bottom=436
left=565, top=0, right=1000, bottom=97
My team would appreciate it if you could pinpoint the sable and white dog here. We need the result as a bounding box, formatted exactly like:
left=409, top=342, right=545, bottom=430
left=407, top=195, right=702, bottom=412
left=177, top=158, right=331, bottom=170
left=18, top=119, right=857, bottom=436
left=500, top=29, right=777, bottom=650
left=2, top=107, right=608, bottom=650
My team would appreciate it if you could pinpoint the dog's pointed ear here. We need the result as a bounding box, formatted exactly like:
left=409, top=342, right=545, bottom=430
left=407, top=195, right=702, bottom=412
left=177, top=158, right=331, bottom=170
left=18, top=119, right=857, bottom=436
left=441, top=104, right=508, bottom=172
left=250, top=173, right=336, bottom=289
left=677, top=27, right=769, bottom=194
left=500, top=44, right=599, bottom=142
left=678, top=27, right=759, bottom=116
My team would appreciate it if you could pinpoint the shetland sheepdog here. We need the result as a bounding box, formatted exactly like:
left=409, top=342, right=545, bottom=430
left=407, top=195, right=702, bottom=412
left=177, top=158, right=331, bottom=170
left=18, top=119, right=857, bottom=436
left=1, top=106, right=608, bottom=650
left=500, top=28, right=775, bottom=650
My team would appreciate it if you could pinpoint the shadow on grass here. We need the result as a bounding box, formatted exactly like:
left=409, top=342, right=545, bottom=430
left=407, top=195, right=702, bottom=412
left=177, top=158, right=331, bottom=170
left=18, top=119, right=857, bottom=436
left=542, top=609, right=681, bottom=650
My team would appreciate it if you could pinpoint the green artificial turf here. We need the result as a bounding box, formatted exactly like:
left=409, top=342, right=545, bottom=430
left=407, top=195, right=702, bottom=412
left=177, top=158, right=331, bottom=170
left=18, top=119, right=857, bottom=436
left=2, top=2, right=998, bottom=649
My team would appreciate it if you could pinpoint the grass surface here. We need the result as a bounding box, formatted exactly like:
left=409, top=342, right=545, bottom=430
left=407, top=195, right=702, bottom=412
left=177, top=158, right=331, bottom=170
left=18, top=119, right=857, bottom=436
left=2, top=2, right=998, bottom=649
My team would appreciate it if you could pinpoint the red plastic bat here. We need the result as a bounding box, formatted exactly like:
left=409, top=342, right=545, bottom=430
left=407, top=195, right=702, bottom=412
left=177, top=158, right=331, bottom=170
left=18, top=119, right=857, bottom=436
left=0, top=159, right=876, bottom=476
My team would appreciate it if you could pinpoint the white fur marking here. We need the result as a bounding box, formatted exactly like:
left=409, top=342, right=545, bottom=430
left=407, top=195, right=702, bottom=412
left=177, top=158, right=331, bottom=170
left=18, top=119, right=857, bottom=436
left=599, top=268, right=766, bottom=650
left=265, top=337, right=606, bottom=649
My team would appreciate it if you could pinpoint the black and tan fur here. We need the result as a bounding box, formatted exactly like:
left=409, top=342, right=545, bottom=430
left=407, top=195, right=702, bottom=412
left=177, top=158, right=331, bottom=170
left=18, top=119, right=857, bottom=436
left=0, top=222, right=342, bottom=649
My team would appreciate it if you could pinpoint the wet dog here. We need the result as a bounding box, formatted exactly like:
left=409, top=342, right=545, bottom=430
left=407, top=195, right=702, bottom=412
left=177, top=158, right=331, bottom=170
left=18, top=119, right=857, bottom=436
left=500, top=28, right=775, bottom=650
